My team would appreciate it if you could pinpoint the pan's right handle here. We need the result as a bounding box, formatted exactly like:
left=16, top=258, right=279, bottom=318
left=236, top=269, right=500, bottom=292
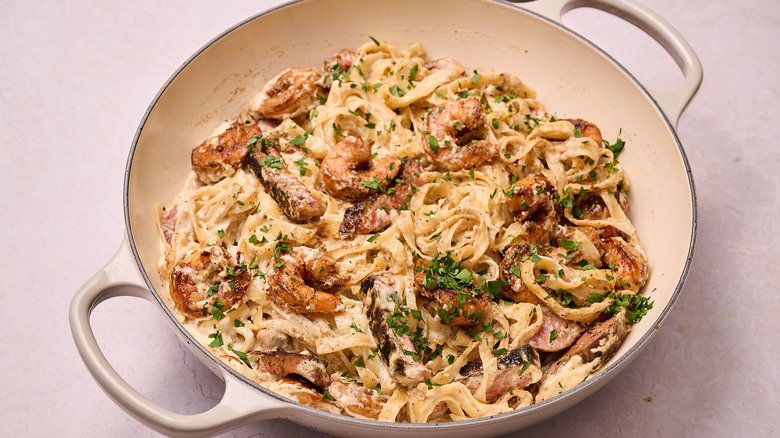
left=69, top=237, right=289, bottom=437
left=518, top=0, right=703, bottom=128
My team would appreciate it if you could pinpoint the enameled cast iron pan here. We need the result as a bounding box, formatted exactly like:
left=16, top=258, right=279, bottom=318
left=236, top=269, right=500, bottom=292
left=70, top=0, right=702, bottom=436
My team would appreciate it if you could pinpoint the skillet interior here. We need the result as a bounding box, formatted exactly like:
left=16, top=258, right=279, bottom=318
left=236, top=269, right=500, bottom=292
left=125, top=0, right=694, bottom=434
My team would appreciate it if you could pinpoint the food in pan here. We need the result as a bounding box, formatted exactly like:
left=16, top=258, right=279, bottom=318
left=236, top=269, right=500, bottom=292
left=157, top=39, right=652, bottom=422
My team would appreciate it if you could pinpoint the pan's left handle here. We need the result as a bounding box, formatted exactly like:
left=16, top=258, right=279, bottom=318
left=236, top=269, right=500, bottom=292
left=69, top=237, right=289, bottom=437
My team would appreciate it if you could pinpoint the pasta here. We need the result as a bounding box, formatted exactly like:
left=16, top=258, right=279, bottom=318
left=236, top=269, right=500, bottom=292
left=156, top=40, right=652, bottom=422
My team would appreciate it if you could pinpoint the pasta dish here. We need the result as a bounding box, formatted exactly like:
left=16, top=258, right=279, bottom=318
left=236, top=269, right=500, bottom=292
left=156, top=40, right=652, bottom=422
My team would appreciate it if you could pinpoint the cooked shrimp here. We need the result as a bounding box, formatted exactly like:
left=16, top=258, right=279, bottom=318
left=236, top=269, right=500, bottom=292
left=324, top=49, right=357, bottom=74
left=266, top=247, right=346, bottom=313
left=170, top=246, right=250, bottom=318
left=415, top=274, right=490, bottom=326
left=423, top=97, right=498, bottom=171
left=505, top=174, right=561, bottom=245
left=321, top=136, right=402, bottom=201
left=603, top=237, right=649, bottom=293
left=258, top=68, right=324, bottom=120
left=556, top=225, right=647, bottom=292
left=562, top=118, right=603, bottom=146
left=250, top=351, right=329, bottom=388
left=339, top=159, right=424, bottom=237
left=425, top=287, right=490, bottom=326
left=499, top=244, right=542, bottom=304
left=191, top=122, right=261, bottom=184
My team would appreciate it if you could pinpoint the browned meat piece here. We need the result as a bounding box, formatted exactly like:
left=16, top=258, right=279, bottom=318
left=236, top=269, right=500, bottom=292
left=561, top=118, right=603, bottom=146
left=361, top=273, right=430, bottom=386
left=528, top=307, right=584, bottom=352
left=422, top=287, right=490, bottom=326
left=423, top=97, right=498, bottom=171
left=536, top=310, right=629, bottom=401
left=603, top=237, right=649, bottom=293
left=266, top=247, right=345, bottom=314
left=499, top=244, right=542, bottom=304
left=321, top=136, right=402, bottom=201
left=414, top=274, right=490, bottom=327
left=505, top=174, right=561, bottom=245
left=339, top=159, right=423, bottom=237
left=458, top=346, right=542, bottom=402
left=257, top=68, right=324, bottom=120
left=251, top=351, right=329, bottom=389
left=324, top=49, right=357, bottom=75
left=246, top=140, right=327, bottom=223
left=327, top=375, right=389, bottom=419
left=170, top=246, right=250, bottom=318
left=191, top=123, right=260, bottom=184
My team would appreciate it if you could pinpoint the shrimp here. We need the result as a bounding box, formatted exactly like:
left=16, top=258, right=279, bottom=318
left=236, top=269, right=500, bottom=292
left=603, top=236, right=649, bottom=293
left=250, top=351, right=329, bottom=388
left=170, top=246, right=250, bottom=318
left=266, top=247, right=346, bottom=313
left=339, top=159, right=423, bottom=237
left=415, top=274, right=490, bottom=326
left=562, top=118, right=603, bottom=146
left=555, top=225, right=648, bottom=292
left=499, top=244, right=542, bottom=305
left=321, top=136, right=402, bottom=201
left=257, top=68, right=324, bottom=120
left=423, top=97, right=498, bottom=171
left=191, top=122, right=261, bottom=184
left=505, top=174, right=561, bottom=245
left=423, top=287, right=490, bottom=326
left=324, top=49, right=357, bottom=74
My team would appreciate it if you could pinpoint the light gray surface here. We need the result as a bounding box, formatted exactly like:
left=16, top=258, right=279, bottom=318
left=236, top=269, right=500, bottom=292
left=1, top=0, right=778, bottom=436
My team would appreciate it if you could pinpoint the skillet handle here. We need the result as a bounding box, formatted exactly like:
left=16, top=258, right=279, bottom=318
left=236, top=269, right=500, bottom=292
left=69, top=237, right=288, bottom=437
left=519, top=0, right=703, bottom=128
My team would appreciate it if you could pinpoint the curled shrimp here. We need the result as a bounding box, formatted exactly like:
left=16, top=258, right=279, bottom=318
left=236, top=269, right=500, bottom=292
left=603, top=237, right=648, bottom=293
left=505, top=174, right=561, bottom=245
left=266, top=247, right=346, bottom=313
left=191, top=122, right=261, bottom=184
left=562, top=118, right=603, bottom=146
left=415, top=274, right=490, bottom=326
left=324, top=49, right=357, bottom=74
left=554, top=226, right=647, bottom=292
left=170, top=246, right=250, bottom=318
left=321, top=135, right=402, bottom=201
left=258, top=68, right=324, bottom=120
left=500, top=244, right=542, bottom=304
left=423, top=97, right=498, bottom=171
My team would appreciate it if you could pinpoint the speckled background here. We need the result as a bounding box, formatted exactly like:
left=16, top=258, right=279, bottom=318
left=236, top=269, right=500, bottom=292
left=1, top=0, right=777, bottom=436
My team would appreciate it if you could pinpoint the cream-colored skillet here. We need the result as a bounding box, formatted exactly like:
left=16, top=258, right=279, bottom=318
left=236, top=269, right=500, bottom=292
left=69, top=0, right=701, bottom=436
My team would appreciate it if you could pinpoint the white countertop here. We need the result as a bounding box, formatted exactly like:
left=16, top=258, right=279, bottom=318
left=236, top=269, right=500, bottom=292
left=2, top=0, right=778, bottom=436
